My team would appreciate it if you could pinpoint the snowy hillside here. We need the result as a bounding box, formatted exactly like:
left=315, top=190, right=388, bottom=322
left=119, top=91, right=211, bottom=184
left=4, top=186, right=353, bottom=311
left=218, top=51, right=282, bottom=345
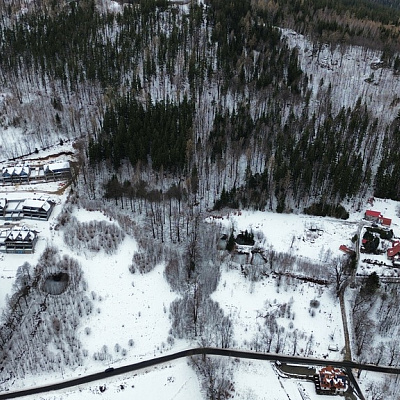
left=282, top=29, right=400, bottom=123
left=2, top=0, right=400, bottom=398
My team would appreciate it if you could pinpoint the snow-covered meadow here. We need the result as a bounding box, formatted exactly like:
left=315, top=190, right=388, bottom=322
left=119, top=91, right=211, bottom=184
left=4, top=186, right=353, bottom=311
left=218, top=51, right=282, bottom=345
left=2, top=162, right=400, bottom=399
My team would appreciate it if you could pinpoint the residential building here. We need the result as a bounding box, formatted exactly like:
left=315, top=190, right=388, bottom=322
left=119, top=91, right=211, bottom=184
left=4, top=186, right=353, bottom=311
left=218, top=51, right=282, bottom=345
left=0, top=228, right=38, bottom=254
left=364, top=210, right=381, bottom=222
left=364, top=210, right=392, bottom=227
left=22, top=199, right=54, bottom=220
left=314, top=366, right=348, bottom=395
left=44, top=161, right=71, bottom=180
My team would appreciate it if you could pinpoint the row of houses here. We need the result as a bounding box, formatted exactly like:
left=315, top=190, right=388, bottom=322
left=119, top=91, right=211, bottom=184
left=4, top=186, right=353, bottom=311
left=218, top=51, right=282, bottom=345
left=0, top=197, right=55, bottom=221
left=0, top=161, right=71, bottom=184
left=0, top=227, right=38, bottom=254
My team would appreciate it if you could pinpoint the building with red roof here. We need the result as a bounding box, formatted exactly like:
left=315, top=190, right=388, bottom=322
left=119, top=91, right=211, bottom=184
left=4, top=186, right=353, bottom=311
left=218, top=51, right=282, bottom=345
left=364, top=210, right=392, bottom=227
left=379, top=217, right=392, bottom=227
left=365, top=210, right=381, bottom=220
left=387, top=242, right=400, bottom=259
left=339, top=245, right=355, bottom=255
left=314, top=366, right=348, bottom=395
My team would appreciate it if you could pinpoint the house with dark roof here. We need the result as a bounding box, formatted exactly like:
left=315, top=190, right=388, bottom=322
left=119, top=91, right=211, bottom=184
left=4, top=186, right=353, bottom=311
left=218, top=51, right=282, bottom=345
left=44, top=161, right=71, bottom=180
left=0, top=228, right=38, bottom=254
left=0, top=197, right=55, bottom=221
left=22, top=199, right=54, bottom=220
left=1, top=167, right=12, bottom=183
left=1, top=166, right=31, bottom=184
left=12, top=166, right=30, bottom=183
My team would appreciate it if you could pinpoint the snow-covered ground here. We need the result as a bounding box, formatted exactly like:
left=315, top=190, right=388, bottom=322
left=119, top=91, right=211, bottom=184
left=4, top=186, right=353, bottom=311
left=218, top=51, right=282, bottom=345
left=213, top=268, right=344, bottom=360
left=13, top=359, right=203, bottom=400
left=281, top=29, right=400, bottom=124
left=2, top=156, right=400, bottom=399
left=2, top=184, right=399, bottom=398
left=9, top=358, right=344, bottom=400
left=208, top=209, right=360, bottom=261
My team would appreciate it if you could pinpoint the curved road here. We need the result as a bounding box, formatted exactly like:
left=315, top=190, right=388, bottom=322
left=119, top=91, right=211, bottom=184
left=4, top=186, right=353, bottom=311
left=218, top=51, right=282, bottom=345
left=1, top=347, right=400, bottom=399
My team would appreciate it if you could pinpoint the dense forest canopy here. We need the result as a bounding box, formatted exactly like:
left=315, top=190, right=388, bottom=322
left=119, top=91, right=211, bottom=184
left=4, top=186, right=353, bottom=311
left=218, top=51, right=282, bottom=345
left=1, top=0, right=400, bottom=211
left=258, top=0, right=400, bottom=53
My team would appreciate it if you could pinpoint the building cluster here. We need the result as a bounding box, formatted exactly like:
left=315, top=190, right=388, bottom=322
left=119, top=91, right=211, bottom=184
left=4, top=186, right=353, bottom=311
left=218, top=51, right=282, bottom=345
left=0, top=161, right=71, bottom=185
left=0, top=196, right=56, bottom=253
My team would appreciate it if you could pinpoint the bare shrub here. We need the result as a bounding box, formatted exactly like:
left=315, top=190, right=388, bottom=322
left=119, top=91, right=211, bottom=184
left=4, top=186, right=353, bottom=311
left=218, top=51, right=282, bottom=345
left=310, top=299, right=320, bottom=308
left=63, top=216, right=125, bottom=254
left=190, top=356, right=234, bottom=400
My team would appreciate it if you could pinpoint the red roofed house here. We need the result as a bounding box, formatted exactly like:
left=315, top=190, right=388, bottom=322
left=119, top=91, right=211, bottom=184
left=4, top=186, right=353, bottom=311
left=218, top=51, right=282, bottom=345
left=365, top=210, right=382, bottom=222
left=387, top=242, right=400, bottom=259
left=314, top=366, right=348, bottom=395
left=379, top=217, right=392, bottom=227
left=365, top=210, right=392, bottom=227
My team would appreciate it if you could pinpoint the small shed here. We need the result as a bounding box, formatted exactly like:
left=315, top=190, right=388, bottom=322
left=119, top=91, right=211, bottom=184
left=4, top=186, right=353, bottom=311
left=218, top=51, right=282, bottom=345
left=380, top=217, right=392, bottom=227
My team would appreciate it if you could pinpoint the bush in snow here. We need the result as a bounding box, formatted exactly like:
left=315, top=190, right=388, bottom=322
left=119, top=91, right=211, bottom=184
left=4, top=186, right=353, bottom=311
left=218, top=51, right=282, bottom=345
left=0, top=246, right=92, bottom=381
left=190, top=356, right=234, bottom=400
left=129, top=237, right=165, bottom=274
left=63, top=216, right=125, bottom=254
left=309, top=299, right=320, bottom=308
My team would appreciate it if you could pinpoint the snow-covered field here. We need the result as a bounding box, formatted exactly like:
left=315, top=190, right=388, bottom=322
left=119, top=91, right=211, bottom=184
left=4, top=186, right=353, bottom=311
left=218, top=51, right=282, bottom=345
left=213, top=268, right=344, bottom=360
left=2, top=181, right=400, bottom=398
left=209, top=209, right=360, bottom=261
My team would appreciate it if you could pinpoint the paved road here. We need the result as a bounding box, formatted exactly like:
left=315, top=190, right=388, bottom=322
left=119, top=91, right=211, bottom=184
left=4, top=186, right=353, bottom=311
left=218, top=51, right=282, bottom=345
left=1, top=347, right=400, bottom=399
